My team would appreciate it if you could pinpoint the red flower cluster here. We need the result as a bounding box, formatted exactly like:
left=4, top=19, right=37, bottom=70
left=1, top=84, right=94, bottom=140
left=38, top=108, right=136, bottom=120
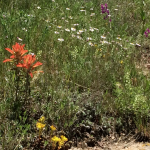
left=3, top=43, right=43, bottom=78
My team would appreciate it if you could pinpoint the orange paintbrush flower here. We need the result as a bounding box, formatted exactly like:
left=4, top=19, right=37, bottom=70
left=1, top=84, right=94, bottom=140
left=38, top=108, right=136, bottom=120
left=3, top=43, right=28, bottom=63
left=16, top=54, right=43, bottom=78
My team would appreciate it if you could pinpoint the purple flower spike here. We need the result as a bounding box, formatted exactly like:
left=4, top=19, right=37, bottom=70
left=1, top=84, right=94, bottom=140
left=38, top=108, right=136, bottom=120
left=101, top=3, right=111, bottom=21
left=145, top=28, right=150, bottom=37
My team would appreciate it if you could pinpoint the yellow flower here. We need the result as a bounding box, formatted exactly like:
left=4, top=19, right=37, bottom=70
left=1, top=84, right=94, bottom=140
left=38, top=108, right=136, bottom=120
left=36, top=122, right=46, bottom=130
left=51, top=136, right=61, bottom=143
left=58, top=140, right=64, bottom=149
left=50, top=125, right=56, bottom=131
left=38, top=116, right=45, bottom=123
left=60, top=135, right=68, bottom=142
left=120, top=60, right=123, bottom=64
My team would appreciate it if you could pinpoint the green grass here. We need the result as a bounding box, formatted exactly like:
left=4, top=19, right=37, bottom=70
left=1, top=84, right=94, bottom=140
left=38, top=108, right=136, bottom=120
left=1, top=0, right=150, bottom=149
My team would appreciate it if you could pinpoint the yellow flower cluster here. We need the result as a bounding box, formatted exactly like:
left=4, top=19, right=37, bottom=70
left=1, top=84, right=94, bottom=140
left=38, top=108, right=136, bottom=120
left=51, top=135, right=68, bottom=149
left=36, top=116, right=46, bottom=136
left=50, top=125, right=56, bottom=131
left=38, top=116, right=45, bottom=123
left=36, top=122, right=46, bottom=130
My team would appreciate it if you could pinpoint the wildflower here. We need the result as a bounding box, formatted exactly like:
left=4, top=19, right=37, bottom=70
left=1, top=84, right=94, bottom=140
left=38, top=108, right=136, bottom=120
left=17, top=37, right=23, bottom=41
left=16, top=54, right=43, bottom=78
left=22, top=28, right=27, bottom=31
left=130, top=43, right=135, bottom=45
left=65, top=28, right=70, bottom=32
left=71, top=28, right=76, bottom=31
left=79, top=29, right=84, bottom=33
left=54, top=31, right=59, bottom=34
left=60, top=135, right=68, bottom=142
left=38, top=116, right=45, bottom=123
left=37, top=6, right=41, bottom=9
left=3, top=43, right=28, bottom=63
left=120, top=60, right=123, bottom=64
left=94, top=28, right=99, bottom=31
left=101, top=4, right=111, bottom=21
left=100, top=40, right=111, bottom=44
left=144, top=28, right=150, bottom=37
left=45, top=19, right=49, bottom=23
left=68, top=16, right=73, bottom=19
left=89, top=42, right=94, bottom=46
left=76, top=36, right=82, bottom=40
left=66, top=8, right=70, bottom=10
left=58, top=38, right=64, bottom=41
left=57, top=26, right=62, bottom=28
left=72, top=34, right=76, bottom=37
left=36, top=122, right=46, bottom=130
left=51, top=136, right=61, bottom=143
left=116, top=37, right=122, bottom=40
left=89, top=28, right=94, bottom=32
left=101, top=36, right=106, bottom=39
left=87, top=37, right=92, bottom=41
left=80, top=10, right=86, bottom=12
left=136, top=43, right=141, bottom=47
left=73, top=23, right=79, bottom=26
left=50, top=125, right=56, bottom=131
left=90, top=13, right=95, bottom=16
left=97, top=48, right=102, bottom=51
left=65, top=20, right=69, bottom=23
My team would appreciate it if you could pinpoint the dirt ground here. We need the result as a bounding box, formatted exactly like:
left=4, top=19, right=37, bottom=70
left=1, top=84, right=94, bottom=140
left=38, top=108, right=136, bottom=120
left=69, top=142, right=150, bottom=150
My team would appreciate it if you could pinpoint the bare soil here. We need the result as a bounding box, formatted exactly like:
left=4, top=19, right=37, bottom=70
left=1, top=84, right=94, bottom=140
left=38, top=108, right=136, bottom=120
left=69, top=141, right=150, bottom=150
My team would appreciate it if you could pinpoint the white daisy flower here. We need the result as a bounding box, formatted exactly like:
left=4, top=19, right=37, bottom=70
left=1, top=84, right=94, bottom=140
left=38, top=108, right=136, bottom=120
left=89, top=28, right=94, bottom=32
left=101, top=41, right=110, bottom=44
left=22, top=28, right=27, bottom=31
left=94, top=28, right=99, bottom=31
left=31, top=53, right=34, bottom=56
left=17, top=37, right=22, bottom=41
left=116, top=37, right=122, bottom=40
left=66, top=8, right=70, bottom=10
left=58, top=38, right=64, bottom=41
left=71, top=28, right=76, bottom=31
left=68, top=16, right=73, bottom=19
left=57, top=26, right=62, bottom=28
left=45, top=19, right=49, bottom=23
left=54, top=31, right=59, bottom=34
left=90, top=13, right=95, bottom=16
left=101, top=36, right=106, bottom=39
left=130, top=43, right=135, bottom=45
left=79, top=29, right=84, bottom=33
left=76, top=36, right=82, bottom=40
left=37, top=6, right=41, bottom=9
left=136, top=43, right=141, bottom=47
left=65, top=28, right=70, bottom=32
left=72, top=34, right=76, bottom=37
left=80, top=10, right=86, bottom=12
left=73, top=24, right=79, bottom=26
left=89, top=42, right=94, bottom=46
left=87, top=37, right=92, bottom=41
